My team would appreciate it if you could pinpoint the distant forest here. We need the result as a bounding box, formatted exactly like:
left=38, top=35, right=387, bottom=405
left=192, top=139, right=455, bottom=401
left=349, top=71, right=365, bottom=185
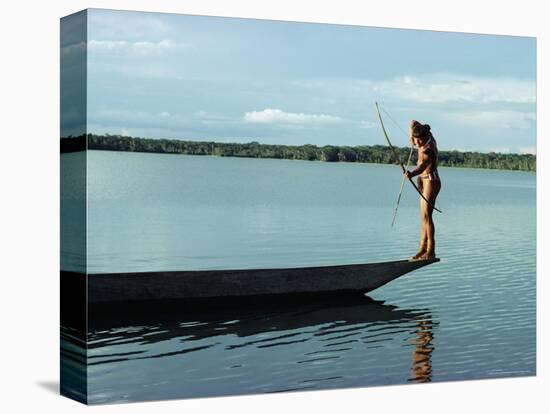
left=61, top=134, right=536, bottom=172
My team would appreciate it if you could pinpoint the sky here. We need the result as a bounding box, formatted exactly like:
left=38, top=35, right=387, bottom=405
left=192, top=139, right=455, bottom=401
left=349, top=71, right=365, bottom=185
left=83, top=9, right=536, bottom=154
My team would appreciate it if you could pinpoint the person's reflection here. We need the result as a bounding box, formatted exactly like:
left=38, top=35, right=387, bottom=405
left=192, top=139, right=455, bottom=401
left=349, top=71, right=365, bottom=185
left=410, top=315, right=434, bottom=383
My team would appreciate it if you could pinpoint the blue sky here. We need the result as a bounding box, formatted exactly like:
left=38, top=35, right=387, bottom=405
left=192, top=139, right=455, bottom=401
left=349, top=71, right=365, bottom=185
left=84, top=9, right=536, bottom=154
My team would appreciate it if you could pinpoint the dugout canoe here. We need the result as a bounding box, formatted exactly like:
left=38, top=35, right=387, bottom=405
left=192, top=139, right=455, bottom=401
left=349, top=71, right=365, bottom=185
left=65, top=258, right=439, bottom=304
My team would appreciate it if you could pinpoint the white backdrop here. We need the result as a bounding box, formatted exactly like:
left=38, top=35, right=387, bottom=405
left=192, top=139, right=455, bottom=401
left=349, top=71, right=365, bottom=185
left=0, top=0, right=547, bottom=412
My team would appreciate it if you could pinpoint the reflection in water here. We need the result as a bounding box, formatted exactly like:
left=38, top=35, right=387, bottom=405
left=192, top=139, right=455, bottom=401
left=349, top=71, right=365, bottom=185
left=60, top=326, right=87, bottom=403
left=410, top=317, right=434, bottom=383
left=62, top=296, right=437, bottom=404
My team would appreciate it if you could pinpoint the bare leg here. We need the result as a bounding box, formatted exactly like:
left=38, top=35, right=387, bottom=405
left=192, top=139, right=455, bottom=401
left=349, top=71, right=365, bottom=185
left=420, top=179, right=441, bottom=259
left=412, top=179, right=427, bottom=259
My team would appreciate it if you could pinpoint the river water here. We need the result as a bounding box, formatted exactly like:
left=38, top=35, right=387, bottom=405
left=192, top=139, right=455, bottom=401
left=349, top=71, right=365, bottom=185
left=61, top=150, right=536, bottom=404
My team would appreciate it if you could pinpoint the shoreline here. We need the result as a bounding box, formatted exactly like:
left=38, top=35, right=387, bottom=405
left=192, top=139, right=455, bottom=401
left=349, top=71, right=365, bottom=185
left=61, top=134, right=536, bottom=172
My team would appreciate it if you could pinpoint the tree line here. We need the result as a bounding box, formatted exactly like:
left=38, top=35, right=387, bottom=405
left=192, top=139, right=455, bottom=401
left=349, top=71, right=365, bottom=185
left=61, top=134, right=536, bottom=171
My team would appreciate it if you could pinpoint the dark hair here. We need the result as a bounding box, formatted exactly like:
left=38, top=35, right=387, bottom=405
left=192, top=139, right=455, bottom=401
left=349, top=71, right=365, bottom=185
left=412, top=122, right=431, bottom=138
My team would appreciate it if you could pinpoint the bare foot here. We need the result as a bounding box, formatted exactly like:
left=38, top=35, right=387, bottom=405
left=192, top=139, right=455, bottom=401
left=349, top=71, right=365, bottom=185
left=411, top=246, right=427, bottom=260
left=419, top=251, right=436, bottom=260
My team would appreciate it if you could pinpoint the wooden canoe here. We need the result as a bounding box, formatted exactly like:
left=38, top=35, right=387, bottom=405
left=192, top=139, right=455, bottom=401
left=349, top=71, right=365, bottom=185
left=73, top=258, right=439, bottom=304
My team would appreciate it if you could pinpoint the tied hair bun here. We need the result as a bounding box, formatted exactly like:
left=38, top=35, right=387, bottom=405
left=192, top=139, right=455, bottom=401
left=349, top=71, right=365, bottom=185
left=412, top=121, right=431, bottom=138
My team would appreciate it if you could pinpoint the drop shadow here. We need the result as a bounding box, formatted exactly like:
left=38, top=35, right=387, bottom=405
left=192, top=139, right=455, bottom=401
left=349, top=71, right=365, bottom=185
left=36, top=380, right=59, bottom=395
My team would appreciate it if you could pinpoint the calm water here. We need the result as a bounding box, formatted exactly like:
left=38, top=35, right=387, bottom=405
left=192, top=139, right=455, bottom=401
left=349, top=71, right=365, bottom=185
left=61, top=150, right=536, bottom=404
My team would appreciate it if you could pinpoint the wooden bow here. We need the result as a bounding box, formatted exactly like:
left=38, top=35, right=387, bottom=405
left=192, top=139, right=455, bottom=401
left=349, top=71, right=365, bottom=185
left=375, top=102, right=442, bottom=214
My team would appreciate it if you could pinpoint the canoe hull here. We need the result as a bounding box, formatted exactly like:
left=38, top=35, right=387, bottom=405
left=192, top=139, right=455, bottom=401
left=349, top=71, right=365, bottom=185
left=68, top=259, right=439, bottom=304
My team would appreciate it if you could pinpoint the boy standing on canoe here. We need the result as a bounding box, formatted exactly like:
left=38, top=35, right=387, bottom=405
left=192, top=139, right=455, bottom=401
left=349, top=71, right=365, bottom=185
left=404, top=120, right=441, bottom=260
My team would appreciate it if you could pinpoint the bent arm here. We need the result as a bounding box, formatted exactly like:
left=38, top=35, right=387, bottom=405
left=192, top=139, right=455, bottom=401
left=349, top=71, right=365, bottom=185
left=410, top=149, right=434, bottom=177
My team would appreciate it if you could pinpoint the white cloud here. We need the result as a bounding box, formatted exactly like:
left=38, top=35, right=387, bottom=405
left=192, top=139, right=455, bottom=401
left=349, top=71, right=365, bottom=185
left=291, top=74, right=535, bottom=108
left=377, top=74, right=536, bottom=104
left=359, top=120, right=378, bottom=129
left=90, top=60, right=186, bottom=80
left=244, top=108, right=342, bottom=124
left=60, top=41, right=85, bottom=56
left=373, top=74, right=535, bottom=104
left=88, top=39, right=187, bottom=56
left=445, top=110, right=536, bottom=129
left=193, top=110, right=208, bottom=118
left=88, top=11, right=172, bottom=40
